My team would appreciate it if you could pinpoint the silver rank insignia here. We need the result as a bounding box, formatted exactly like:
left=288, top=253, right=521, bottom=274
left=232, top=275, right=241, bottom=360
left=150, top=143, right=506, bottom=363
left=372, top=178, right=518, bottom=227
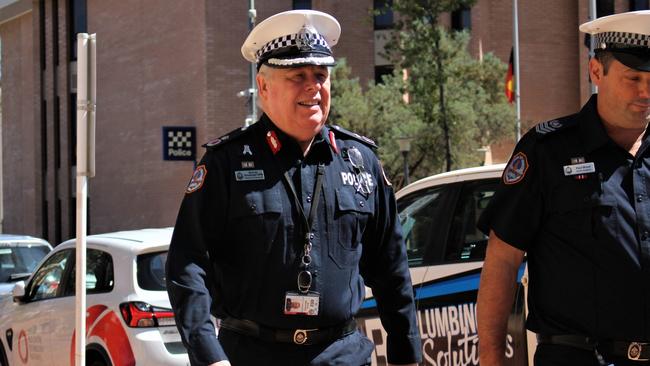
left=243, top=144, right=253, bottom=155
left=347, top=147, right=364, bottom=171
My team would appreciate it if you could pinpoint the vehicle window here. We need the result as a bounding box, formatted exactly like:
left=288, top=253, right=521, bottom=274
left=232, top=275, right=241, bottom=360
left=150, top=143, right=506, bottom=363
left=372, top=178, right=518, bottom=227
left=0, top=245, right=50, bottom=282
left=65, top=249, right=114, bottom=295
left=444, top=179, right=499, bottom=262
left=137, top=251, right=167, bottom=291
left=28, top=250, right=71, bottom=301
left=397, top=186, right=448, bottom=267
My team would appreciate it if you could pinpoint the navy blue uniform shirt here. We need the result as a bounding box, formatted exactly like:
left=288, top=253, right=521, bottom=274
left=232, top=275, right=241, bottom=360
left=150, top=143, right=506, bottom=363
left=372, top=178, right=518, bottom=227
left=166, top=114, right=421, bottom=365
left=479, top=95, right=650, bottom=341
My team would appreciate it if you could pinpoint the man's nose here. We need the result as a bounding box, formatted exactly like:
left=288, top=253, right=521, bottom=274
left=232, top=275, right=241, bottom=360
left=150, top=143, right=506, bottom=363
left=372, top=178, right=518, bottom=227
left=305, top=75, right=322, bottom=92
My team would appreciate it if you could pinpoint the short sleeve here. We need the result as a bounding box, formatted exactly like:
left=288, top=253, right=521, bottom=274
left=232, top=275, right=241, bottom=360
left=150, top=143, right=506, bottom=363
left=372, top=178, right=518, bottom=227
left=477, top=131, right=543, bottom=251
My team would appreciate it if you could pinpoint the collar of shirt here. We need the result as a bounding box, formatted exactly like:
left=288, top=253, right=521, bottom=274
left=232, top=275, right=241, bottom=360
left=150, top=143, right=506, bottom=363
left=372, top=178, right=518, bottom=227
left=259, top=113, right=335, bottom=161
left=578, top=94, right=617, bottom=154
left=579, top=94, right=650, bottom=156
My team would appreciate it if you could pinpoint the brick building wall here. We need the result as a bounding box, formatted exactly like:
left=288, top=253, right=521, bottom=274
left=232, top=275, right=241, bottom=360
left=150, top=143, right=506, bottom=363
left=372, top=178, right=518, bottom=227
left=0, top=0, right=646, bottom=241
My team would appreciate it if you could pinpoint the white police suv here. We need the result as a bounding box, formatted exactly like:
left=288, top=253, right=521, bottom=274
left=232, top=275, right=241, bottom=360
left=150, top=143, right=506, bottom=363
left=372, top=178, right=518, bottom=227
left=0, top=228, right=189, bottom=366
left=357, top=164, right=534, bottom=366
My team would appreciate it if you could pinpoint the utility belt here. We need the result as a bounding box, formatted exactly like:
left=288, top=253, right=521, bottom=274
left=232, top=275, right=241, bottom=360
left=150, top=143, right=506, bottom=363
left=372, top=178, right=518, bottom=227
left=537, top=334, right=650, bottom=362
left=220, top=317, right=358, bottom=346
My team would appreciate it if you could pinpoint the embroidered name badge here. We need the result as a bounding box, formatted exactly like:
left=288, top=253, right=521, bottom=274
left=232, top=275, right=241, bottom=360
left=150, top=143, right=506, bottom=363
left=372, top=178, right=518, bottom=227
left=235, top=169, right=265, bottom=181
left=563, top=162, right=595, bottom=176
left=186, top=165, right=207, bottom=194
left=503, top=152, right=528, bottom=185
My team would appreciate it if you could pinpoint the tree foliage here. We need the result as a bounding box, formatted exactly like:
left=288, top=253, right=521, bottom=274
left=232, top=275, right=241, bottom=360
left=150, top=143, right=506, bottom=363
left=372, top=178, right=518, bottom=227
left=329, top=0, right=515, bottom=188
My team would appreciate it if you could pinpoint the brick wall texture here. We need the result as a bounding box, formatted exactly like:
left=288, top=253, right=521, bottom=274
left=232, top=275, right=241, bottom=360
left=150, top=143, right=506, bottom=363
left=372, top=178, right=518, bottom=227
left=0, top=0, right=640, bottom=242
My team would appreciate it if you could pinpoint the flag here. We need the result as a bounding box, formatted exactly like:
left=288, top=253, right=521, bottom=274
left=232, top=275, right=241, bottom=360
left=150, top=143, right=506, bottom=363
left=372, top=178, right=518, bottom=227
left=505, top=48, right=514, bottom=103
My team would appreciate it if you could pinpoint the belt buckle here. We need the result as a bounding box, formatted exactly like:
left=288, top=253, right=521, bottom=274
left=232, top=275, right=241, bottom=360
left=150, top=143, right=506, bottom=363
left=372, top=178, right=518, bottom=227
left=293, top=329, right=316, bottom=345
left=627, top=342, right=650, bottom=361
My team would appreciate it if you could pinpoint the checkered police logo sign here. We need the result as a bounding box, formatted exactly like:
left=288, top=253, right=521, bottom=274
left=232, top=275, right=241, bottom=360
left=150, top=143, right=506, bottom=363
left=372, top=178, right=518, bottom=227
left=163, top=126, right=196, bottom=161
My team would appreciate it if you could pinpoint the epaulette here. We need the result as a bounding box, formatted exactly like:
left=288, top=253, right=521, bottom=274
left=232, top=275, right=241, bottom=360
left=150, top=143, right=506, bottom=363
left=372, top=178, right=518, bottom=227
left=533, top=117, right=578, bottom=138
left=329, top=125, right=378, bottom=149
left=202, top=126, right=252, bottom=150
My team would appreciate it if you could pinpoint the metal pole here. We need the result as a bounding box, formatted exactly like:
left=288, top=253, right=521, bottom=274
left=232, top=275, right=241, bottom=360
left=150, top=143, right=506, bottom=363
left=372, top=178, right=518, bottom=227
left=589, top=0, right=598, bottom=95
left=246, top=0, right=257, bottom=126
left=402, top=151, right=410, bottom=186
left=513, top=0, right=522, bottom=141
left=75, top=32, right=96, bottom=366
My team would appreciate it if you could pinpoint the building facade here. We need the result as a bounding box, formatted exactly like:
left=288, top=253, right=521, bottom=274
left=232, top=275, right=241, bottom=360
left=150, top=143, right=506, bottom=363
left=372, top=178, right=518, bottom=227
left=0, top=0, right=648, bottom=243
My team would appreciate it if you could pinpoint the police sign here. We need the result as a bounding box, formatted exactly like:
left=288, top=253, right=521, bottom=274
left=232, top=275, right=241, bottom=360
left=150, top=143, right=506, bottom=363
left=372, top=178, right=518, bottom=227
left=163, top=126, right=196, bottom=161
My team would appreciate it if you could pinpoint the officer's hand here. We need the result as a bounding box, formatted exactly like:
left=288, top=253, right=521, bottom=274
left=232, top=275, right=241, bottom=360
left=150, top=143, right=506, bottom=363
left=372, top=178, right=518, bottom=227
left=208, top=361, right=231, bottom=366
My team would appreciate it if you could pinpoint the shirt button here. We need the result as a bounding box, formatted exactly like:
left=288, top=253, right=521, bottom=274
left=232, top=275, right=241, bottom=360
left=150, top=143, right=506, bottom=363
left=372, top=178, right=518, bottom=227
left=250, top=204, right=257, bottom=211
left=637, top=195, right=644, bottom=202
left=359, top=201, right=365, bottom=207
left=309, top=233, right=315, bottom=239
left=306, top=195, right=312, bottom=203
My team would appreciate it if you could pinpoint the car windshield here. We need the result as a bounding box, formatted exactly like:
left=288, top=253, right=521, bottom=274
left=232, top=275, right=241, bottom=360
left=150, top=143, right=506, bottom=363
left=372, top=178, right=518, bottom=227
left=137, top=251, right=167, bottom=291
left=0, top=244, right=50, bottom=282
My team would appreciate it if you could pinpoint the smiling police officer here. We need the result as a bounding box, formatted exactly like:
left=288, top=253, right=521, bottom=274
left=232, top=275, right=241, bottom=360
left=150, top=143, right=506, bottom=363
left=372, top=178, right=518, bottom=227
left=165, top=10, right=422, bottom=366
left=477, top=10, right=650, bottom=366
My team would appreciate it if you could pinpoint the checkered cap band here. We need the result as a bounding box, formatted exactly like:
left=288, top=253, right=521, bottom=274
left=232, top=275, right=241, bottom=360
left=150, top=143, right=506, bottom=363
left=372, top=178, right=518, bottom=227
left=594, top=31, right=650, bottom=48
left=255, top=32, right=331, bottom=61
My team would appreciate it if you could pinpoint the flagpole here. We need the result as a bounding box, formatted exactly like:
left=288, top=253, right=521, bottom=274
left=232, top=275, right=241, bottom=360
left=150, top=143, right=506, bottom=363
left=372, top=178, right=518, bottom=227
left=589, top=0, right=598, bottom=95
left=513, top=0, right=521, bottom=141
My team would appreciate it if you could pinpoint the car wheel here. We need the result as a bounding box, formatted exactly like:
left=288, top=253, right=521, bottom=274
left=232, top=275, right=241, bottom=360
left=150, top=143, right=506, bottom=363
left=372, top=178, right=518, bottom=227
left=86, top=346, right=112, bottom=366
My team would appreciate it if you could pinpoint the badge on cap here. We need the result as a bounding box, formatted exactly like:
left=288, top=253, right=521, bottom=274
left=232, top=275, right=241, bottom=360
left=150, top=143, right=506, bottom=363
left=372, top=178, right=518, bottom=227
left=186, top=165, right=207, bottom=194
left=503, top=152, right=528, bottom=185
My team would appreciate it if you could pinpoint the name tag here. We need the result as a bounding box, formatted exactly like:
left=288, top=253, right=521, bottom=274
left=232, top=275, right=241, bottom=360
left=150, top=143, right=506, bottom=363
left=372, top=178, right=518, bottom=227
left=563, top=162, right=595, bottom=176
left=284, top=291, right=319, bottom=316
left=235, top=170, right=265, bottom=181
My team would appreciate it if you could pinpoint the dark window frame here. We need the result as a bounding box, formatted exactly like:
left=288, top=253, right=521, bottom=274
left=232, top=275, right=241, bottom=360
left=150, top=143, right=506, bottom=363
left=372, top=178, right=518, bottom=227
left=374, top=0, right=394, bottom=30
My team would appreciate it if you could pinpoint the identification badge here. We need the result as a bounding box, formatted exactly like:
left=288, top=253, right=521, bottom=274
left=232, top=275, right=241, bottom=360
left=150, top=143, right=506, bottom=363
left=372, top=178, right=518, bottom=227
left=284, top=291, right=320, bottom=316
left=563, top=162, right=595, bottom=176
left=235, top=169, right=265, bottom=181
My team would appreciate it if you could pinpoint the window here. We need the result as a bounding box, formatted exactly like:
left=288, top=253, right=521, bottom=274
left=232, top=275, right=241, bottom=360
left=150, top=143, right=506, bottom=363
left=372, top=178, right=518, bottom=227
left=451, top=6, right=472, bottom=31
left=137, top=251, right=168, bottom=291
left=292, top=0, right=311, bottom=10
left=398, top=186, right=450, bottom=266
left=374, top=0, right=393, bottom=30
left=65, top=249, right=114, bottom=295
left=444, top=180, right=499, bottom=262
left=597, top=0, right=614, bottom=17
left=28, top=250, right=72, bottom=301
left=374, top=65, right=394, bottom=84
left=69, top=0, right=87, bottom=60
left=630, top=0, right=649, bottom=10
left=0, top=245, right=50, bottom=282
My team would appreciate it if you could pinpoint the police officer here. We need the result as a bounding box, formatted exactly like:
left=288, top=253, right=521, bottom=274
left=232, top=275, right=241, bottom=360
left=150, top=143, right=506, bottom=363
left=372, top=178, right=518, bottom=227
left=166, top=10, right=422, bottom=366
left=476, top=10, right=650, bottom=366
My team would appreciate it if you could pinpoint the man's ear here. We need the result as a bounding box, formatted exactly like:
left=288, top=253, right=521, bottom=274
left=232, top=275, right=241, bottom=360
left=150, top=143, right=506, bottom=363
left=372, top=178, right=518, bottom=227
left=589, top=57, right=603, bottom=86
left=257, top=73, right=269, bottom=100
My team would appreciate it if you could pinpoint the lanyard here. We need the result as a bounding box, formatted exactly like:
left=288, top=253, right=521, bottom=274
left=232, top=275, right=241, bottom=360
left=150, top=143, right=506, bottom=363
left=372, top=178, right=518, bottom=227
left=282, top=163, right=325, bottom=293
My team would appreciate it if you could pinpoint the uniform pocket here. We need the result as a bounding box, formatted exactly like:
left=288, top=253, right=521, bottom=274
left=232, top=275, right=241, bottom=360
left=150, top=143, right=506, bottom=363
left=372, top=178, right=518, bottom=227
left=230, top=189, right=283, bottom=254
left=329, top=189, right=373, bottom=268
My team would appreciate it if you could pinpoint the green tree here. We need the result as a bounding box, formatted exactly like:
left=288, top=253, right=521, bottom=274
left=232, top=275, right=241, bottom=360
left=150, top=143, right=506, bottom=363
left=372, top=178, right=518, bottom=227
left=329, top=59, right=425, bottom=187
left=383, top=0, right=515, bottom=172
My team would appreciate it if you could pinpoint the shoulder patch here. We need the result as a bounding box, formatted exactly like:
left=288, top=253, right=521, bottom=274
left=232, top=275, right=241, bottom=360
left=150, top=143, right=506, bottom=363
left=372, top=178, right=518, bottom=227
left=329, top=125, right=378, bottom=149
left=186, top=165, right=207, bottom=194
left=534, top=118, right=577, bottom=137
left=202, top=126, right=252, bottom=150
left=503, top=152, right=528, bottom=185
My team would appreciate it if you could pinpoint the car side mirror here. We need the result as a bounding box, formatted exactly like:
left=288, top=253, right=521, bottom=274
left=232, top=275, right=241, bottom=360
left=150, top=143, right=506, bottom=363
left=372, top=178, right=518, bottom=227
left=12, top=281, right=26, bottom=302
